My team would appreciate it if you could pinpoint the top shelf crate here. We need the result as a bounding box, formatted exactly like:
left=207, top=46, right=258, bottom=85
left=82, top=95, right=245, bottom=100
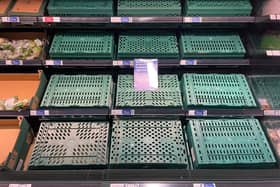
left=47, top=0, right=113, bottom=16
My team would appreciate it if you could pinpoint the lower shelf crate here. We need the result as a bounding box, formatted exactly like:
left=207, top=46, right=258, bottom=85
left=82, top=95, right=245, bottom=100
left=248, top=75, right=280, bottom=110
left=117, top=0, right=181, bottom=16
left=181, top=73, right=257, bottom=108
left=186, top=0, right=252, bottom=16
left=262, top=120, right=280, bottom=165
left=40, top=74, right=113, bottom=108
left=118, top=32, right=179, bottom=59
left=115, top=74, right=183, bottom=108
left=28, top=121, right=109, bottom=170
left=187, top=118, right=276, bottom=169
left=110, top=119, right=189, bottom=168
left=49, top=32, right=114, bottom=59
left=180, top=32, right=246, bottom=58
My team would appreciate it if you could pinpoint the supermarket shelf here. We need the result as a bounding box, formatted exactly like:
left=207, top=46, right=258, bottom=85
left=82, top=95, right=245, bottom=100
left=0, top=16, right=278, bottom=26
left=0, top=169, right=279, bottom=182
left=1, top=58, right=279, bottom=68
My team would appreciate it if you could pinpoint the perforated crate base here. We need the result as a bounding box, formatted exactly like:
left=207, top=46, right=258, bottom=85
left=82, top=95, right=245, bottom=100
left=110, top=119, right=189, bottom=168
left=118, top=32, right=179, bottom=59
left=40, top=74, right=112, bottom=108
left=187, top=118, right=276, bottom=169
left=29, top=121, right=109, bottom=170
left=186, top=0, right=252, bottom=16
left=118, top=0, right=181, bottom=16
left=49, top=32, right=114, bottom=59
left=180, top=32, right=246, bottom=58
left=47, top=0, right=113, bottom=16
left=115, top=74, right=183, bottom=108
left=181, top=73, right=257, bottom=108
left=248, top=75, right=280, bottom=110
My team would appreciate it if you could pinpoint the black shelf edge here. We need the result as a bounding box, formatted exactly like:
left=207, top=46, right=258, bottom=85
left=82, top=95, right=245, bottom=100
left=180, top=59, right=250, bottom=66
left=0, top=169, right=279, bottom=182
left=183, top=16, right=255, bottom=23
left=45, top=59, right=113, bottom=67
left=0, top=60, right=42, bottom=66
left=110, top=109, right=264, bottom=117
left=0, top=16, right=278, bottom=25
left=0, top=110, right=29, bottom=118
left=30, top=108, right=110, bottom=117
left=43, top=59, right=251, bottom=68
left=38, top=16, right=110, bottom=23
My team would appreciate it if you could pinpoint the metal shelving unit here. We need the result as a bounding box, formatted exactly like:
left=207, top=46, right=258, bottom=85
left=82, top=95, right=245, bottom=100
left=0, top=0, right=280, bottom=186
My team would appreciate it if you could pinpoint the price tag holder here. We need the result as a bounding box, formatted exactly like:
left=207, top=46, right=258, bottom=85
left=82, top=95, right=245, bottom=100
left=264, top=110, right=280, bottom=116
left=184, top=17, right=202, bottom=23
left=2, top=16, right=20, bottom=23
left=180, top=59, right=198, bottom=65
left=111, top=109, right=135, bottom=116
left=269, top=15, right=277, bottom=20
left=5, top=60, right=23, bottom=65
left=45, top=60, right=63, bottom=66
left=111, top=17, right=132, bottom=23
left=113, top=60, right=133, bottom=66
left=9, top=184, right=31, bottom=187
left=266, top=50, right=280, bottom=56
left=193, top=183, right=216, bottom=187
left=188, top=110, right=207, bottom=117
left=30, top=110, right=50, bottom=116
left=42, top=16, right=61, bottom=23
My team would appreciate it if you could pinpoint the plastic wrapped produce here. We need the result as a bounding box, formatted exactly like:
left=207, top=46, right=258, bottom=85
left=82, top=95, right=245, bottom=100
left=0, top=38, right=43, bottom=60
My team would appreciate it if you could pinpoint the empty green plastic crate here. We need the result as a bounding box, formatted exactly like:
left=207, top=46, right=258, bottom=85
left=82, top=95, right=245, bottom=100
left=118, top=32, right=179, bottom=59
left=29, top=121, right=109, bottom=169
left=47, top=0, right=113, bottom=16
left=180, top=32, right=246, bottom=58
left=181, top=73, right=257, bottom=108
left=49, top=32, right=114, bottom=59
left=115, top=74, right=183, bottom=108
left=40, top=74, right=113, bottom=108
left=248, top=75, right=280, bottom=109
left=118, top=0, right=181, bottom=16
left=110, top=119, right=189, bottom=168
left=262, top=120, right=280, bottom=164
left=186, top=0, right=252, bottom=16
left=187, top=118, right=276, bottom=169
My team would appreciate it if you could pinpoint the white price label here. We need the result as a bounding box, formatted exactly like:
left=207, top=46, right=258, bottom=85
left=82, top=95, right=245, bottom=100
left=2, top=16, right=20, bottom=23
left=266, top=50, right=280, bottom=56
left=269, top=15, right=277, bottom=20
left=188, top=110, right=207, bottom=116
left=264, top=110, right=280, bottom=116
left=5, top=60, right=23, bottom=65
left=42, top=16, right=61, bottom=23
left=193, top=183, right=216, bottom=187
left=111, top=17, right=132, bottom=23
left=180, top=60, right=198, bottom=65
left=111, top=109, right=135, bottom=116
left=112, top=60, right=132, bottom=66
left=30, top=110, right=50, bottom=116
left=45, top=60, right=63, bottom=65
left=9, top=185, right=31, bottom=187
left=184, top=17, right=202, bottom=23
